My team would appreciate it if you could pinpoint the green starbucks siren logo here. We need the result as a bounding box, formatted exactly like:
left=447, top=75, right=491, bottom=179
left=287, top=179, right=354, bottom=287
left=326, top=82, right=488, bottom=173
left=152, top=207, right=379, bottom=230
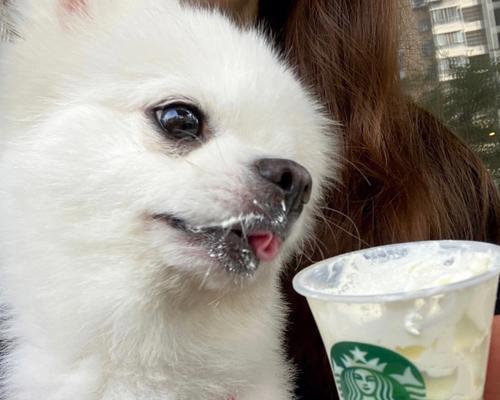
left=331, top=342, right=426, bottom=400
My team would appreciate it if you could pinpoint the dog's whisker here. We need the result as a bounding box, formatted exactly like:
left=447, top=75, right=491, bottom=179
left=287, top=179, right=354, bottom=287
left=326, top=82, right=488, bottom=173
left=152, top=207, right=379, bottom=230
left=222, top=224, right=233, bottom=240
left=318, top=205, right=368, bottom=248
left=181, top=158, right=205, bottom=171
left=281, top=199, right=287, bottom=213
left=214, top=139, right=229, bottom=170
left=316, top=211, right=367, bottom=251
left=251, top=198, right=274, bottom=220
left=175, top=129, right=205, bottom=147
left=199, top=265, right=213, bottom=290
left=335, top=153, right=372, bottom=187
left=293, top=238, right=317, bottom=270
left=240, top=221, right=248, bottom=243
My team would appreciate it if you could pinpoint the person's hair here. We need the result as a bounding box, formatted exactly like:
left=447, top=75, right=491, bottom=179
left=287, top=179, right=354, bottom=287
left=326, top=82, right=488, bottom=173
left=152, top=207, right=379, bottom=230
left=259, top=0, right=500, bottom=398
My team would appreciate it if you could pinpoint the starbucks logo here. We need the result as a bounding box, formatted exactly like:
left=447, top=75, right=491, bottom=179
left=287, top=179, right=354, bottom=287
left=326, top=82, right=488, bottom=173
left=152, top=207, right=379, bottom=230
left=331, top=342, right=426, bottom=400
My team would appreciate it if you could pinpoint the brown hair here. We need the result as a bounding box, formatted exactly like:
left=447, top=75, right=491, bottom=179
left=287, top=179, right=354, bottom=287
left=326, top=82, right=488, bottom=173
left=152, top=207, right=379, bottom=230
left=259, top=1, right=500, bottom=398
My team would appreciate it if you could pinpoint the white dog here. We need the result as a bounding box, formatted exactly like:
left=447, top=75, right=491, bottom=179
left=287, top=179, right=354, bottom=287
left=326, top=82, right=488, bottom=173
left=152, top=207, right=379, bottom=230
left=0, top=1, right=334, bottom=399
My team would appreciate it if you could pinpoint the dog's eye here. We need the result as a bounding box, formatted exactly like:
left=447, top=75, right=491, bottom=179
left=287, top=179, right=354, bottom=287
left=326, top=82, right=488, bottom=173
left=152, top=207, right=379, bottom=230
left=155, top=104, right=202, bottom=141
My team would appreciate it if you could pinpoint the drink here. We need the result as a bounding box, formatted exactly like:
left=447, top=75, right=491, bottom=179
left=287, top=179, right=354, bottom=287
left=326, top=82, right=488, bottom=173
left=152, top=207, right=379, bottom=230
left=293, top=241, right=500, bottom=400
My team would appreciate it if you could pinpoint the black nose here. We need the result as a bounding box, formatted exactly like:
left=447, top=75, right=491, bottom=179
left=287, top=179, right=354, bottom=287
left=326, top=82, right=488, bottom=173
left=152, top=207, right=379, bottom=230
left=255, top=158, right=312, bottom=214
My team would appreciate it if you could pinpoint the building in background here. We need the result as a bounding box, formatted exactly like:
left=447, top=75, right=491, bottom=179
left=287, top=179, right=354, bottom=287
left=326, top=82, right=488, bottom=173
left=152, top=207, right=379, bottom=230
left=407, top=0, right=500, bottom=80
left=403, top=0, right=500, bottom=184
left=400, top=0, right=436, bottom=80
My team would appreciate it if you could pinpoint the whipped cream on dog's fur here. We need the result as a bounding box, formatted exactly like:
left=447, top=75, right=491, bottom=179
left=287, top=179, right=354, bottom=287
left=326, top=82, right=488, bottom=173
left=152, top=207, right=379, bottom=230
left=0, top=0, right=336, bottom=399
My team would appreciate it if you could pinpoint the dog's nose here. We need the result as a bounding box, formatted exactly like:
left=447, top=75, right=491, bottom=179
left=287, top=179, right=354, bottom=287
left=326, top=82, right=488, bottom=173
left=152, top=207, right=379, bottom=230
left=255, top=158, right=312, bottom=214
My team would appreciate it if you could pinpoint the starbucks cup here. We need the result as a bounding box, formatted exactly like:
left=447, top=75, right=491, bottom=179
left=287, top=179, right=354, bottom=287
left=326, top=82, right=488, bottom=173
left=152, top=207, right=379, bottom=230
left=293, top=241, right=500, bottom=400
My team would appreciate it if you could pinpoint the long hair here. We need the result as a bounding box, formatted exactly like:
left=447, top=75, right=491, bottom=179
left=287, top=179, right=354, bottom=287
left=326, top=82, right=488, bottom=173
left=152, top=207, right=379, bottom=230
left=259, top=1, right=500, bottom=399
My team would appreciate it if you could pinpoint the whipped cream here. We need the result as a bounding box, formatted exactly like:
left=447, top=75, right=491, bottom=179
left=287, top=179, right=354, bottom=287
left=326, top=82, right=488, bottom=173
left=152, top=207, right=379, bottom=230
left=323, top=242, right=493, bottom=296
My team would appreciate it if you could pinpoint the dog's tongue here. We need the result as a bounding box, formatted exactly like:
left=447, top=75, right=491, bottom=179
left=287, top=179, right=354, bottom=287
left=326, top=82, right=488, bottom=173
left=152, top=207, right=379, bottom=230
left=248, top=232, right=281, bottom=262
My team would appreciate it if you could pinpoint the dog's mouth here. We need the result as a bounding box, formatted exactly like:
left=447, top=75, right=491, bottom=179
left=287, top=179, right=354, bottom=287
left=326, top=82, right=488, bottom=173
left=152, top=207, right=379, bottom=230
left=153, top=209, right=289, bottom=275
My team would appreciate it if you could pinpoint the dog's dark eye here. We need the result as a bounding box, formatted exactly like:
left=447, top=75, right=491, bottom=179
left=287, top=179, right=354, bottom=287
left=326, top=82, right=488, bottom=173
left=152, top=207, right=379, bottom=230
left=155, top=104, right=202, bottom=141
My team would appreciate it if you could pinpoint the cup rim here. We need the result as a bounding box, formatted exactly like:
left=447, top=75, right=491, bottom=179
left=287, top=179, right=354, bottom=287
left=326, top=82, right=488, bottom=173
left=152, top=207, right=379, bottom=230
left=293, top=240, right=500, bottom=304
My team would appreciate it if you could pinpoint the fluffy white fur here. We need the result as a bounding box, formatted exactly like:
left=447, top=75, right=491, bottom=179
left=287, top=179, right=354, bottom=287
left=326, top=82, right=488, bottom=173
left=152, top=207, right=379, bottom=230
left=0, top=1, right=335, bottom=399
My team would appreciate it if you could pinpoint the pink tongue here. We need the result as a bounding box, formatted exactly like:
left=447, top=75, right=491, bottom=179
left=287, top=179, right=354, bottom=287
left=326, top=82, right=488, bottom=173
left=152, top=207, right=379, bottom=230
left=248, top=232, right=281, bottom=262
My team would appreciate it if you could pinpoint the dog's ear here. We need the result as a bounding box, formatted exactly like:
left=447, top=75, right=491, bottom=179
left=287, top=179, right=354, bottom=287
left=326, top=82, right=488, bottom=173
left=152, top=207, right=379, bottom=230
left=16, top=0, right=90, bottom=17
left=14, top=0, right=92, bottom=29
left=56, top=0, right=91, bottom=28
left=59, top=0, right=88, bottom=15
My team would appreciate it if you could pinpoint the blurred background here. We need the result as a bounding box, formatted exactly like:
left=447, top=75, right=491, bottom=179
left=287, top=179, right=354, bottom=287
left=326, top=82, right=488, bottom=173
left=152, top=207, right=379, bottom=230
left=1, top=0, right=499, bottom=184
left=400, top=0, right=500, bottom=185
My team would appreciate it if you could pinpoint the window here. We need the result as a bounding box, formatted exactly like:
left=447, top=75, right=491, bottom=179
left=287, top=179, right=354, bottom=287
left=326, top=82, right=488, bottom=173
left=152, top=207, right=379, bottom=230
left=462, top=6, right=483, bottom=23
left=495, top=8, right=500, bottom=26
left=466, top=30, right=487, bottom=47
left=453, top=31, right=466, bottom=45
left=435, top=31, right=466, bottom=47
left=431, top=7, right=462, bottom=25
left=438, top=57, right=468, bottom=74
left=437, top=59, right=450, bottom=75
left=452, top=56, right=469, bottom=67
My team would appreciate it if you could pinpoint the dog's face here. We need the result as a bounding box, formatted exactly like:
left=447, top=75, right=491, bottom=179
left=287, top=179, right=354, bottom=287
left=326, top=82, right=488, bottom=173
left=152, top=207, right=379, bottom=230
left=0, top=0, right=334, bottom=297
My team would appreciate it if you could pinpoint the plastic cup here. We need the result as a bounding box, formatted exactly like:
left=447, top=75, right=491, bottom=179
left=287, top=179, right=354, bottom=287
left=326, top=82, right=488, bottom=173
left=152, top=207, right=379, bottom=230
left=293, top=240, right=500, bottom=400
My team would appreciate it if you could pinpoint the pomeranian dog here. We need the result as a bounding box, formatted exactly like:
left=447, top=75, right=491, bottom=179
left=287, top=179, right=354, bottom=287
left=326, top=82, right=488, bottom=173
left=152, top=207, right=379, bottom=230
left=0, top=0, right=334, bottom=399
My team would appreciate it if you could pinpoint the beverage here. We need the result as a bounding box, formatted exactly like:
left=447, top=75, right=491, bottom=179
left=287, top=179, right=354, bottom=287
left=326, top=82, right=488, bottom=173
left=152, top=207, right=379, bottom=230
left=293, top=241, right=500, bottom=400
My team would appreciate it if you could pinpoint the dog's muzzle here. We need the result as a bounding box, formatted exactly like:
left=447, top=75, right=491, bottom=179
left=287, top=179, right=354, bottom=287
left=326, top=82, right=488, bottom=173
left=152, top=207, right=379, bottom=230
left=154, top=158, right=313, bottom=276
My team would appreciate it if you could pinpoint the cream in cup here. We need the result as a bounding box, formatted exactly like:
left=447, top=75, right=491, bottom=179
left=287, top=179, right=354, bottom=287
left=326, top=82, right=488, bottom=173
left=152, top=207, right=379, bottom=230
left=293, top=240, right=500, bottom=400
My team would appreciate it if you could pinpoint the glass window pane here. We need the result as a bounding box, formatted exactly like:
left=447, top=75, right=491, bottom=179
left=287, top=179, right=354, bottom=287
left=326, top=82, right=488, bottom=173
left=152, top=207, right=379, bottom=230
left=402, top=0, right=500, bottom=185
